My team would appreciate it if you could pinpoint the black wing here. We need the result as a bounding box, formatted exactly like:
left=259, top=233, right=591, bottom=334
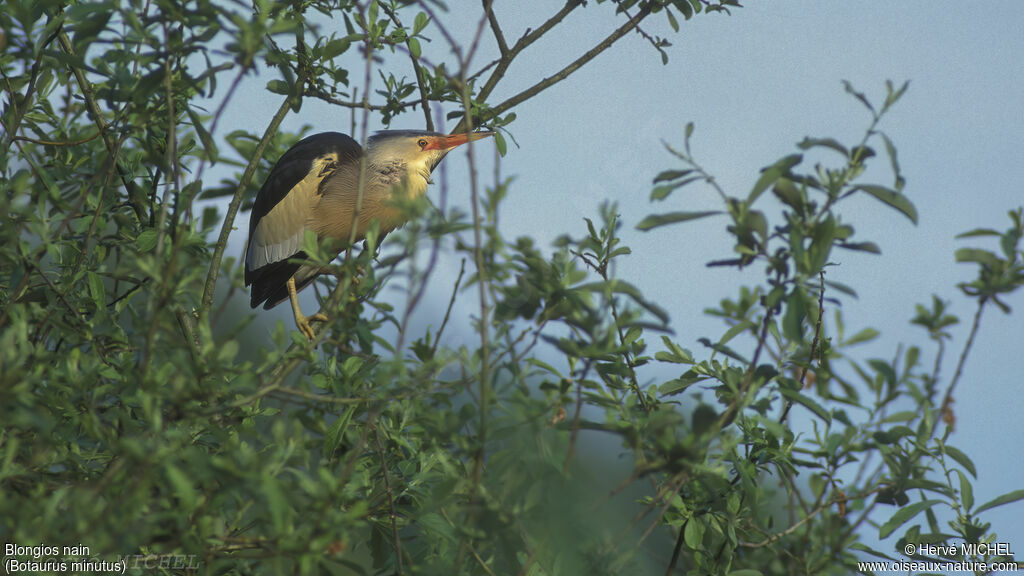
left=244, top=132, right=362, bottom=308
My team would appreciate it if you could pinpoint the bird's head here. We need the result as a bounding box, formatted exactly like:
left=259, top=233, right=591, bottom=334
left=366, top=130, right=494, bottom=180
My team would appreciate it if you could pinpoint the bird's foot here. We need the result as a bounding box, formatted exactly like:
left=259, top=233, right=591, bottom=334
left=296, top=312, right=329, bottom=341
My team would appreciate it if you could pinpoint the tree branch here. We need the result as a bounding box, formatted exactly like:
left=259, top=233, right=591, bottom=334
left=374, top=427, right=406, bottom=575
left=939, top=297, right=986, bottom=431
left=381, top=4, right=434, bottom=131
left=56, top=29, right=148, bottom=223
left=483, top=4, right=652, bottom=123
left=199, top=81, right=303, bottom=316
left=779, top=271, right=827, bottom=424
left=474, top=0, right=581, bottom=104
left=482, top=0, right=509, bottom=57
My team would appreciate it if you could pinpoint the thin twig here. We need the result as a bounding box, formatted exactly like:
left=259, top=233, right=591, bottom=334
left=482, top=0, right=508, bottom=56
left=430, top=258, right=467, bottom=357
left=374, top=427, right=405, bottom=575
left=716, top=307, right=775, bottom=429
left=779, top=271, right=827, bottom=424
left=482, top=5, right=653, bottom=123
left=562, top=357, right=594, bottom=474
left=194, top=65, right=249, bottom=186
left=380, top=4, right=434, bottom=131
left=665, top=521, right=686, bottom=575
left=199, top=78, right=304, bottom=315
left=271, top=386, right=375, bottom=405
left=0, top=16, right=61, bottom=148
left=10, top=132, right=101, bottom=146
left=395, top=150, right=456, bottom=355
left=635, top=479, right=685, bottom=547
left=474, top=1, right=581, bottom=104
left=56, top=29, right=148, bottom=222
left=306, top=87, right=413, bottom=112
left=938, top=297, right=986, bottom=431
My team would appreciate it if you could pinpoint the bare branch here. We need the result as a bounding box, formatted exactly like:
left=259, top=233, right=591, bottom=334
left=482, top=4, right=653, bottom=124
left=482, top=0, right=509, bottom=56
left=57, top=29, right=149, bottom=222
left=199, top=86, right=301, bottom=317
left=381, top=4, right=435, bottom=131
left=475, top=1, right=581, bottom=104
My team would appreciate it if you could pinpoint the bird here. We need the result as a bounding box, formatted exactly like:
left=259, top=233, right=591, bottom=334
left=244, top=129, right=494, bottom=340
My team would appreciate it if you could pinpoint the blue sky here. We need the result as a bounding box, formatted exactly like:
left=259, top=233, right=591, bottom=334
left=223, top=0, right=1024, bottom=559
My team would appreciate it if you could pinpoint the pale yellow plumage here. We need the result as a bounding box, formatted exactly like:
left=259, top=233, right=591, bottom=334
left=244, top=130, right=494, bottom=340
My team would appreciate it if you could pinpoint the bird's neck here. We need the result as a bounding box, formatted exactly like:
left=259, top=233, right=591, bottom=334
left=371, top=159, right=431, bottom=198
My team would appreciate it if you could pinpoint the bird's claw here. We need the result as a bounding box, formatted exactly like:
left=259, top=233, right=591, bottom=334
left=296, top=312, right=329, bottom=341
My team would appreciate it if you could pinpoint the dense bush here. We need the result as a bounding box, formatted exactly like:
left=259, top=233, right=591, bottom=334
left=2, top=1, right=1021, bottom=574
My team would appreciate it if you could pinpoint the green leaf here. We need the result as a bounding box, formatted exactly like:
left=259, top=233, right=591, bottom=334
left=650, top=176, right=700, bottom=201
left=263, top=476, right=289, bottom=533
left=954, top=248, right=999, bottom=267
left=637, top=210, right=720, bottom=231
left=854, top=185, right=918, bottom=224
left=652, top=169, right=694, bottom=183
left=136, top=229, right=158, bottom=252
left=974, top=489, right=1024, bottom=515
left=665, top=8, right=679, bottom=32
left=956, top=469, right=973, bottom=511
left=684, top=518, right=704, bottom=549
left=671, top=0, right=693, bottom=19
left=408, top=37, right=421, bottom=59
left=849, top=543, right=896, bottom=561
left=955, top=228, right=1001, bottom=239
left=782, top=289, right=806, bottom=341
left=867, top=358, right=897, bottom=387
left=87, top=271, right=105, bottom=308
left=779, top=388, right=830, bottom=424
left=322, top=38, right=351, bottom=59
left=494, top=131, right=507, bottom=156
left=266, top=79, right=291, bottom=95
left=842, top=80, right=876, bottom=115
left=367, top=0, right=379, bottom=27
left=882, top=79, right=911, bottom=112
left=324, top=406, right=356, bottom=459
left=656, top=335, right=694, bottom=364
left=749, top=154, right=802, bottom=204
left=879, top=131, right=905, bottom=190
left=186, top=107, right=219, bottom=162
left=878, top=410, right=916, bottom=424
left=942, top=444, right=977, bottom=478
left=836, top=241, right=882, bottom=254
left=413, top=11, right=430, bottom=34
left=873, top=426, right=913, bottom=445
left=650, top=184, right=675, bottom=201
left=878, top=499, right=942, bottom=540
left=844, top=327, right=879, bottom=346
left=717, top=319, right=756, bottom=349
left=797, top=137, right=848, bottom=156
left=165, top=463, right=198, bottom=509
left=825, top=279, right=859, bottom=298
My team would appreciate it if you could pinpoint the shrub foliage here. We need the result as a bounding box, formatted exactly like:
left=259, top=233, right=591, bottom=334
left=2, top=1, right=1022, bottom=575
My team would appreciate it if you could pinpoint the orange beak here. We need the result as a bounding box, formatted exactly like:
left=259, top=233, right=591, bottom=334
left=423, top=131, right=495, bottom=151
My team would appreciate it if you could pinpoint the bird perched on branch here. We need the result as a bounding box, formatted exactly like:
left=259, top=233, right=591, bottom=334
left=244, top=129, right=494, bottom=340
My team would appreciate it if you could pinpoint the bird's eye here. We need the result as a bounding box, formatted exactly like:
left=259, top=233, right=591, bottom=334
left=417, top=138, right=428, bottom=148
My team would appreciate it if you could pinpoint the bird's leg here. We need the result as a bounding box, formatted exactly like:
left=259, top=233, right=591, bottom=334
left=287, top=277, right=327, bottom=341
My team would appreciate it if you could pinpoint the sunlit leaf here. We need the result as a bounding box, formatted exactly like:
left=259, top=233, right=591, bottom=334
left=974, top=489, right=1024, bottom=514
left=854, top=185, right=918, bottom=224
left=637, top=210, right=720, bottom=231
left=878, top=500, right=942, bottom=539
left=749, top=154, right=802, bottom=204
